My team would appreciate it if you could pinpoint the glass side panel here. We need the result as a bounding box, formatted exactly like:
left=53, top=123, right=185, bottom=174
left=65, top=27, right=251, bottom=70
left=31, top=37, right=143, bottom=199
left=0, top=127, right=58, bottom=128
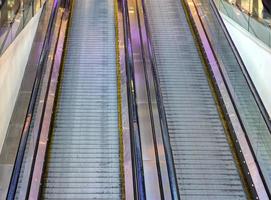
left=0, top=0, right=45, bottom=55
left=213, top=0, right=271, bottom=47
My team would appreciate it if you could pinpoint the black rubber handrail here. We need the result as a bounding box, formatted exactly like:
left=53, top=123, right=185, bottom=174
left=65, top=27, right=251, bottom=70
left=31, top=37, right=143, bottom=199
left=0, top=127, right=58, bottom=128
left=6, top=0, right=59, bottom=199
left=140, top=0, right=181, bottom=199
left=188, top=0, right=270, bottom=197
left=209, top=0, right=271, bottom=196
left=210, top=0, right=271, bottom=134
left=120, top=0, right=146, bottom=199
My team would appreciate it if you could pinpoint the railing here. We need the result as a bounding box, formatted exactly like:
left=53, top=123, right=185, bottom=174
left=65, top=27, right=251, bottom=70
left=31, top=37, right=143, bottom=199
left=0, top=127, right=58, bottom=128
left=199, top=0, right=271, bottom=194
left=0, top=0, right=46, bottom=55
left=213, top=0, right=271, bottom=47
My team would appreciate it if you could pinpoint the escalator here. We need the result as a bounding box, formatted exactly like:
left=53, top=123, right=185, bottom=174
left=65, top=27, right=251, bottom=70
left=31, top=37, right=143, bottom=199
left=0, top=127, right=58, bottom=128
left=5, top=0, right=270, bottom=199
left=142, top=0, right=249, bottom=199
left=197, top=0, right=271, bottom=192
left=40, top=0, right=121, bottom=198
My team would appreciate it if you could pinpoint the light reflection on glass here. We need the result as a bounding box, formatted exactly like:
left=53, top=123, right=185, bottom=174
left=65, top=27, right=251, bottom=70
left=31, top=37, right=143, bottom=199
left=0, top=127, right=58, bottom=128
left=0, top=0, right=46, bottom=55
left=214, top=0, right=271, bottom=47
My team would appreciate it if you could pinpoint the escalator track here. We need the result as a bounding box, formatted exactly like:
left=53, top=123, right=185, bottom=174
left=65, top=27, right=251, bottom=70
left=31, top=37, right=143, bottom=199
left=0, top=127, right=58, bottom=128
left=40, top=0, right=121, bottom=198
left=142, top=0, right=249, bottom=198
left=10, top=0, right=269, bottom=199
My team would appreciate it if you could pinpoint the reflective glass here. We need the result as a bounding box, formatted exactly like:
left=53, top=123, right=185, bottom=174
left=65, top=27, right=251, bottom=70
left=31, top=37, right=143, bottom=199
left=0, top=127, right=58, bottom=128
left=214, top=0, right=271, bottom=47
left=0, top=0, right=45, bottom=55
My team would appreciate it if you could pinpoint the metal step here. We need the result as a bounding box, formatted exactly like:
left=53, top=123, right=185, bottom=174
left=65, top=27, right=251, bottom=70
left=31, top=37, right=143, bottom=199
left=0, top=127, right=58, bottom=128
left=144, top=0, right=247, bottom=199
left=41, top=0, right=121, bottom=199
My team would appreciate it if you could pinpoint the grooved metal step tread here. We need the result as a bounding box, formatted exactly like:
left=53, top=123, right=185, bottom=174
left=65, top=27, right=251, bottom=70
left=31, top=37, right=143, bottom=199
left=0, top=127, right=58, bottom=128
left=144, top=0, right=247, bottom=199
left=41, top=0, right=120, bottom=199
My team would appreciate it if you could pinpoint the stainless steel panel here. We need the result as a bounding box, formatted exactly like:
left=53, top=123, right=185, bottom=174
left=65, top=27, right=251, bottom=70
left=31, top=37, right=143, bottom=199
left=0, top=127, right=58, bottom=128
left=117, top=0, right=135, bottom=198
left=136, top=0, right=173, bottom=197
left=127, top=0, right=162, bottom=198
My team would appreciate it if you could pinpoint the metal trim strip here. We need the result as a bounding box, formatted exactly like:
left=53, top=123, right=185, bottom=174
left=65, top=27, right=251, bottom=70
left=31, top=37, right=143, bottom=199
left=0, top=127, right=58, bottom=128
left=120, top=0, right=146, bottom=198
left=140, top=0, right=183, bottom=198
left=115, top=0, right=135, bottom=199
left=136, top=0, right=176, bottom=198
left=28, top=3, right=70, bottom=199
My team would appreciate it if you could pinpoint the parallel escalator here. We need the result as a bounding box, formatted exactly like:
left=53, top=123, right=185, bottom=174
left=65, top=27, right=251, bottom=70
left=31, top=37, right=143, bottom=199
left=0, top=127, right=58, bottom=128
left=40, top=0, right=121, bottom=198
left=144, top=0, right=248, bottom=199
left=12, top=0, right=268, bottom=199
